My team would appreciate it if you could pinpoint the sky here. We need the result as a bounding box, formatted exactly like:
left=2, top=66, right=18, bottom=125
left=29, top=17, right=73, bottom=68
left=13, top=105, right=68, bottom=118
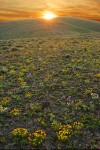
left=0, top=0, right=100, bottom=22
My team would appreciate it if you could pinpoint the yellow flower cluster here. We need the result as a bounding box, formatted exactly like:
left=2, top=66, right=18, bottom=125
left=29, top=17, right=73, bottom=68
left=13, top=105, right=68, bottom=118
left=62, top=69, right=69, bottom=73
left=22, top=69, right=27, bottom=73
left=73, top=122, right=83, bottom=130
left=1, top=97, right=10, bottom=106
left=85, top=88, right=92, bottom=94
left=84, top=79, right=90, bottom=83
left=33, top=130, right=46, bottom=139
left=18, top=77, right=27, bottom=86
left=51, top=121, right=62, bottom=130
left=76, top=73, right=82, bottom=78
left=17, top=62, right=23, bottom=66
left=12, top=128, right=28, bottom=138
left=28, top=130, right=46, bottom=146
left=1, top=97, right=10, bottom=102
left=26, top=59, right=31, bottom=63
left=18, top=77, right=23, bottom=82
left=0, top=76, right=3, bottom=79
left=25, top=92, right=32, bottom=98
left=94, top=73, right=100, bottom=78
left=9, top=70, right=16, bottom=75
left=10, top=108, right=22, bottom=116
left=0, top=137, right=6, bottom=143
left=44, top=74, right=52, bottom=82
left=18, top=72, right=24, bottom=76
left=57, top=124, right=72, bottom=141
left=10, top=65, right=15, bottom=69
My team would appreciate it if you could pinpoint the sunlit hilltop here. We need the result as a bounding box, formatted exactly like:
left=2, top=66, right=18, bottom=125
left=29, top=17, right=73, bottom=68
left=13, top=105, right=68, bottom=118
left=0, top=17, right=100, bottom=40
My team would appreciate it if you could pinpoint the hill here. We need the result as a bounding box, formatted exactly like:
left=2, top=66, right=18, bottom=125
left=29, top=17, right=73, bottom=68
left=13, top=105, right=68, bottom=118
left=0, top=17, right=100, bottom=40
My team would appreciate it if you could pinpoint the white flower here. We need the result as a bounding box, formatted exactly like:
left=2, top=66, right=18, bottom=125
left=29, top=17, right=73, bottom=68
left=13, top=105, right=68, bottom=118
left=0, top=105, right=8, bottom=113
left=91, top=93, right=99, bottom=99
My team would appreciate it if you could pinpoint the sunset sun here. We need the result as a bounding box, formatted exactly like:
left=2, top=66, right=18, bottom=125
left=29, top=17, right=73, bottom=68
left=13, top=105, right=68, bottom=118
left=43, top=11, right=57, bottom=20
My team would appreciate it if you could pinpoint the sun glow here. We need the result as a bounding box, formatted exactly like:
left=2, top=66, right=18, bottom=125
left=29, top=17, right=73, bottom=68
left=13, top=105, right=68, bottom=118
left=43, top=11, right=57, bottom=20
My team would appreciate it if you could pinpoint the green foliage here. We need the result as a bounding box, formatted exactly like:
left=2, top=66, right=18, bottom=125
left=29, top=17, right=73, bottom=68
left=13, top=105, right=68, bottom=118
left=30, top=102, right=42, bottom=113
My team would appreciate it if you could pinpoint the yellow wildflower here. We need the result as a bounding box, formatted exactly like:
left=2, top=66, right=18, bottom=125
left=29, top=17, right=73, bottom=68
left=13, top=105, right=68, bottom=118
left=18, top=78, right=24, bottom=82
left=0, top=76, right=3, bottom=79
left=73, top=122, right=83, bottom=130
left=28, top=130, right=46, bottom=146
left=12, top=128, right=28, bottom=138
left=1, top=97, right=10, bottom=106
left=94, top=73, right=100, bottom=78
left=56, top=124, right=72, bottom=142
left=10, top=108, right=22, bottom=116
left=85, top=88, right=92, bottom=94
left=25, top=92, right=32, bottom=98
left=0, top=137, right=6, bottom=143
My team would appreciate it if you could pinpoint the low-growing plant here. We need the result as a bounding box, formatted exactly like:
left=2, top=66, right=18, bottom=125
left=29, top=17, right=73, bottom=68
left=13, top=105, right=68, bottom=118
left=0, top=97, right=10, bottom=107
left=30, top=102, right=42, bottom=113
left=10, top=108, right=22, bottom=116
left=57, top=124, right=72, bottom=142
left=11, top=128, right=28, bottom=138
left=94, top=73, right=100, bottom=78
left=28, top=130, right=46, bottom=146
left=85, top=88, right=93, bottom=94
left=0, top=137, right=6, bottom=143
left=51, top=121, right=62, bottom=130
left=73, top=121, right=84, bottom=131
left=1, top=66, right=8, bottom=73
left=25, top=92, right=32, bottom=98
left=0, top=105, right=8, bottom=113
left=91, top=93, right=99, bottom=99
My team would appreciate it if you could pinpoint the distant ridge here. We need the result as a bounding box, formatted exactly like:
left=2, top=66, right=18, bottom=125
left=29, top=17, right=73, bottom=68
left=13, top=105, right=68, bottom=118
left=0, top=17, right=100, bottom=40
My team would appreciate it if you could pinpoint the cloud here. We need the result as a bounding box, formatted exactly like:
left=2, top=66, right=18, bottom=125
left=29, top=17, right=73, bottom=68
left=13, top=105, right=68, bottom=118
left=0, top=0, right=99, bottom=21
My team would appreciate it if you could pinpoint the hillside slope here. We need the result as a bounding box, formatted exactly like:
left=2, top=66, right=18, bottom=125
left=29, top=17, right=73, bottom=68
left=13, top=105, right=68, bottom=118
left=0, top=17, right=100, bottom=40
left=0, top=37, right=100, bottom=149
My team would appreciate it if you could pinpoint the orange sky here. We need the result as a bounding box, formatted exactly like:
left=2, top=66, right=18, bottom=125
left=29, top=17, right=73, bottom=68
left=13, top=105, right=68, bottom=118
left=0, top=0, right=100, bottom=22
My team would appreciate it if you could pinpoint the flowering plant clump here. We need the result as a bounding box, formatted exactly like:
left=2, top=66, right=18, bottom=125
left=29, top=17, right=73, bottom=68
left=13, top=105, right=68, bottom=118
left=18, top=77, right=27, bottom=86
left=0, top=76, right=3, bottom=80
left=12, top=128, right=28, bottom=138
left=51, top=121, right=62, bottom=130
left=0, top=97, right=10, bottom=106
left=91, top=93, right=99, bottom=99
left=73, top=122, right=84, bottom=131
left=94, top=73, right=100, bottom=78
left=18, top=71, right=24, bottom=77
left=62, top=69, right=69, bottom=73
left=62, top=81, right=68, bottom=86
left=25, top=92, right=32, bottom=98
left=85, top=88, right=92, bottom=94
left=75, top=73, right=82, bottom=78
left=0, top=137, right=6, bottom=143
left=18, top=77, right=24, bottom=82
left=28, top=130, right=46, bottom=146
left=9, top=70, right=16, bottom=75
left=57, top=124, right=72, bottom=142
left=0, top=105, right=8, bottom=113
left=10, top=108, right=22, bottom=116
